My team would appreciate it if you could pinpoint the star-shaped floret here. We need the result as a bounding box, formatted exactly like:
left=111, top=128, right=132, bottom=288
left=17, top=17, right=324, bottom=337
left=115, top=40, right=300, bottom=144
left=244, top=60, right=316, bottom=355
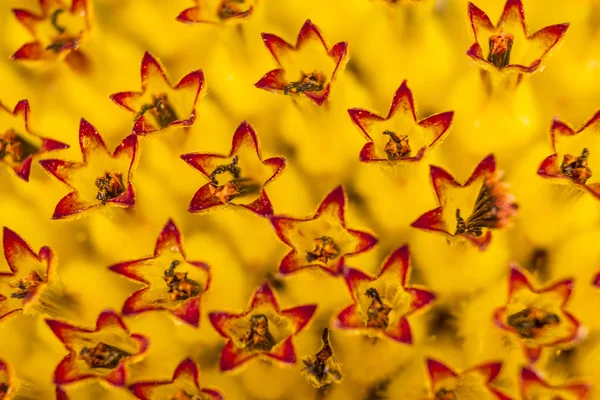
left=270, top=186, right=377, bottom=276
left=255, top=19, right=349, bottom=106
left=11, top=0, right=90, bottom=63
left=333, top=245, right=435, bottom=343
left=494, top=264, right=585, bottom=363
left=0, top=99, right=68, bottom=181
left=39, top=119, right=138, bottom=220
left=208, top=281, right=317, bottom=372
left=411, top=154, right=518, bottom=251
left=177, top=0, right=256, bottom=24
left=129, top=358, right=223, bottom=399
left=348, top=80, right=453, bottom=164
left=109, top=219, right=211, bottom=327
left=467, top=0, right=568, bottom=73
left=538, top=110, right=600, bottom=200
left=181, top=121, right=285, bottom=217
left=0, top=227, right=57, bottom=321
left=110, top=52, right=206, bottom=136
left=426, top=358, right=511, bottom=400
left=520, top=367, right=590, bottom=400
left=46, top=310, right=149, bottom=386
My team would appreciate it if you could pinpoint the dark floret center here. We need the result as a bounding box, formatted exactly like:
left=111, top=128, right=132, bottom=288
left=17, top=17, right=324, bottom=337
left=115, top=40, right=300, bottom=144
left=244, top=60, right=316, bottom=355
left=163, top=260, right=202, bottom=301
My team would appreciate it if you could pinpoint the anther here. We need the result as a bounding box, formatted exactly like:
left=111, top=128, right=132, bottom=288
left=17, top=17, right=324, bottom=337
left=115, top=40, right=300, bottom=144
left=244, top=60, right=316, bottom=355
left=241, top=314, right=275, bottom=351
left=0, top=383, right=8, bottom=397
left=0, top=130, right=38, bottom=165
left=45, top=37, right=81, bottom=53
left=454, top=174, right=517, bottom=237
left=79, top=342, right=131, bottom=369
left=210, top=155, right=241, bottom=184
left=50, top=9, right=66, bottom=34
left=487, top=32, right=514, bottom=69
left=171, top=391, right=208, bottom=400
left=218, top=0, right=247, bottom=19
left=455, top=209, right=467, bottom=235
left=9, top=271, right=43, bottom=299
left=365, top=288, right=392, bottom=330
left=284, top=71, right=326, bottom=95
left=163, top=260, right=202, bottom=302
left=208, top=156, right=260, bottom=203
left=560, top=148, right=592, bottom=184
left=302, top=328, right=343, bottom=388
left=435, top=388, right=457, bottom=400
left=306, top=236, right=339, bottom=264
left=364, top=379, right=390, bottom=400
left=136, top=93, right=179, bottom=128
left=382, top=130, right=411, bottom=160
left=95, top=172, right=125, bottom=205
left=507, top=307, right=560, bottom=339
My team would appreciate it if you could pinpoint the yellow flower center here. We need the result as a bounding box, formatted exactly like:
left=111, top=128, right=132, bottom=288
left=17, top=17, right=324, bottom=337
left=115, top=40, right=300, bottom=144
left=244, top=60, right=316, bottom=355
left=560, top=148, right=592, bottom=184
left=95, top=171, right=126, bottom=205
left=79, top=342, right=131, bottom=369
